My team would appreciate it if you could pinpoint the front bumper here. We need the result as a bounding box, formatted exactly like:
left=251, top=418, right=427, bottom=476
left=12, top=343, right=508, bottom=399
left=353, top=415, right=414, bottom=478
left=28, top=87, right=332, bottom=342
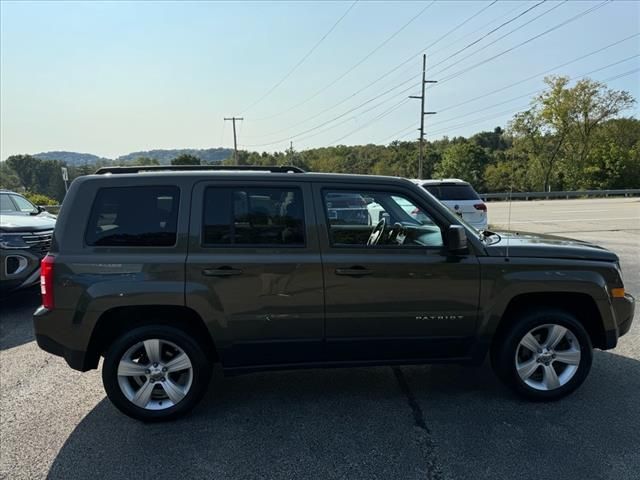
left=614, top=294, right=635, bottom=338
left=0, top=248, right=43, bottom=292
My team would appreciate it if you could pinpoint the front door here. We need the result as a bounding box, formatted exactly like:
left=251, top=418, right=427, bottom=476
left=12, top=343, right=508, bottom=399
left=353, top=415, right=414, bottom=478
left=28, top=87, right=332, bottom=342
left=186, top=180, right=324, bottom=367
left=314, top=183, right=481, bottom=362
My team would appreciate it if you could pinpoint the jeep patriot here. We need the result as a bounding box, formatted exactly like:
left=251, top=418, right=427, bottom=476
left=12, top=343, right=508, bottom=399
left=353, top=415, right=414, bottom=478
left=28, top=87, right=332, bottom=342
left=33, top=165, right=635, bottom=421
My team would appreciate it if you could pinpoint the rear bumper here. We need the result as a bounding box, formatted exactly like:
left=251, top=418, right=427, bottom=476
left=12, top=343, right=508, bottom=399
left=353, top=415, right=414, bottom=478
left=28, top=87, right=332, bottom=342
left=33, top=306, right=97, bottom=371
left=35, top=333, right=92, bottom=371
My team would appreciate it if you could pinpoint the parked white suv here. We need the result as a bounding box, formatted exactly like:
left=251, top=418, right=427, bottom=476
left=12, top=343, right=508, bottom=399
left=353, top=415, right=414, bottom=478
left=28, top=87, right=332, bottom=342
left=411, top=179, right=488, bottom=230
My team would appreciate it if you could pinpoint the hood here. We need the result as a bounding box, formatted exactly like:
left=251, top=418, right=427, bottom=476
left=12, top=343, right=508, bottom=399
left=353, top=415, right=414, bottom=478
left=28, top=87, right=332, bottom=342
left=0, top=212, right=57, bottom=232
left=484, top=230, right=618, bottom=262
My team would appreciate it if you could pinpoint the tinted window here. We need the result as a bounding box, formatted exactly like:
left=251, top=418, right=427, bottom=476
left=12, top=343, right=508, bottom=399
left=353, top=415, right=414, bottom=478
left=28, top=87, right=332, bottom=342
left=203, top=187, right=305, bottom=246
left=423, top=184, right=480, bottom=201
left=323, top=189, right=442, bottom=248
left=0, top=194, right=18, bottom=212
left=86, top=186, right=179, bottom=246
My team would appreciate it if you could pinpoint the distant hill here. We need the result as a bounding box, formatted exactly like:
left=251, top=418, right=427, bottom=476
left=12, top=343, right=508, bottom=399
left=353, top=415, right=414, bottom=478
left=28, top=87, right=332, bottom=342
left=116, top=148, right=232, bottom=164
left=27, top=148, right=233, bottom=165
left=33, top=151, right=110, bottom=165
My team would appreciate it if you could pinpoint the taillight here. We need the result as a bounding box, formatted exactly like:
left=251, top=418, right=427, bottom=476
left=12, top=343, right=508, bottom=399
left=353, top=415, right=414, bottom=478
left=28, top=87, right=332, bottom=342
left=473, top=203, right=487, bottom=212
left=40, top=255, right=55, bottom=309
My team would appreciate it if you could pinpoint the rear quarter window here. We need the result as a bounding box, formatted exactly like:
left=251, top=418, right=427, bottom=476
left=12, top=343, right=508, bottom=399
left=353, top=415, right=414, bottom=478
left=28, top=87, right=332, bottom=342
left=424, top=184, right=480, bottom=201
left=85, top=186, right=180, bottom=247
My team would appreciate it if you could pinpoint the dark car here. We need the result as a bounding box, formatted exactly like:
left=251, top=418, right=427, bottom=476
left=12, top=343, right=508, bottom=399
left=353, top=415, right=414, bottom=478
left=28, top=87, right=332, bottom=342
left=33, top=166, right=634, bottom=421
left=0, top=190, right=56, bottom=293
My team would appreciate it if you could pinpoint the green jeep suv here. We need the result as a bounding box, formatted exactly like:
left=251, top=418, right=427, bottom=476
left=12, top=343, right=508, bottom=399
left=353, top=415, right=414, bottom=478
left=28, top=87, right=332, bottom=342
left=33, top=166, right=634, bottom=421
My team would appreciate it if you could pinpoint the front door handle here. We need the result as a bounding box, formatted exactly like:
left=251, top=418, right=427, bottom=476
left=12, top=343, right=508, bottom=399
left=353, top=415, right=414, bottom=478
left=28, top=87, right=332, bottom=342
left=202, top=267, right=243, bottom=277
left=335, top=266, right=373, bottom=276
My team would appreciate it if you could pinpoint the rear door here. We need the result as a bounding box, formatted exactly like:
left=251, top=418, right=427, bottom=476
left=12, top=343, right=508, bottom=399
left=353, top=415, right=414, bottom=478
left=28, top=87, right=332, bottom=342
left=186, top=180, right=325, bottom=368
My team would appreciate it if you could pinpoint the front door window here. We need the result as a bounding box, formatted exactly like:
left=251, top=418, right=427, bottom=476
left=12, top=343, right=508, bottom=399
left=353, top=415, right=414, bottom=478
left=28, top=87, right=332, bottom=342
left=322, top=190, right=443, bottom=248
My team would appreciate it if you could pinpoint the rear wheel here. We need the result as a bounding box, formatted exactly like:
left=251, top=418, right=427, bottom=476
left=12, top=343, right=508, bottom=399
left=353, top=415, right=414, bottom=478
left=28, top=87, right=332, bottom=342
left=102, top=325, right=212, bottom=422
left=492, top=309, right=593, bottom=401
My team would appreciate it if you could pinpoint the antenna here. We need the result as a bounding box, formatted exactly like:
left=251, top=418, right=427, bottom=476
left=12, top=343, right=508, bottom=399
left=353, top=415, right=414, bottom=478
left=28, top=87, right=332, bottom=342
left=505, top=144, right=514, bottom=260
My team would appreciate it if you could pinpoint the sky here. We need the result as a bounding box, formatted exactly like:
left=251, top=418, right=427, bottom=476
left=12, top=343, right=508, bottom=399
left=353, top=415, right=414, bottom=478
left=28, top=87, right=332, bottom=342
left=1, top=0, right=639, bottom=160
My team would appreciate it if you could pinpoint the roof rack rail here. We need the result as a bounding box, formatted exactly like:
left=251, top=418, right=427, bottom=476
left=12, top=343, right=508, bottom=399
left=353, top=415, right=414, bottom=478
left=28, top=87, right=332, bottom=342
left=94, top=165, right=305, bottom=175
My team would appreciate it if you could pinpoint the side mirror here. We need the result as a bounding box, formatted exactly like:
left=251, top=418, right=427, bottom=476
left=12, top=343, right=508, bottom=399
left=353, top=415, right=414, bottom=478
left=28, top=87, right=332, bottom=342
left=37, top=205, right=45, bottom=213
left=447, top=225, right=467, bottom=253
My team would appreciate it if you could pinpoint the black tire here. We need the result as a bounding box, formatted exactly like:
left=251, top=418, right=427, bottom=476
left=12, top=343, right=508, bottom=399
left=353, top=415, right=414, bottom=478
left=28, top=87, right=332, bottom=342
left=491, top=308, right=593, bottom=401
left=102, top=325, right=212, bottom=422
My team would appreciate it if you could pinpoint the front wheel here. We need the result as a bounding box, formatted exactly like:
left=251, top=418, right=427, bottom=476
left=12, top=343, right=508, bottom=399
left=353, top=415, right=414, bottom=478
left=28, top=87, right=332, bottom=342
left=492, top=309, right=593, bottom=401
left=102, top=325, right=212, bottom=422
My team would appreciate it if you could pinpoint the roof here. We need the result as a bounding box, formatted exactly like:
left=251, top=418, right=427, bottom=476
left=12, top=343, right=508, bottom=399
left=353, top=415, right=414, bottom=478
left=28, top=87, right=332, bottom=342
left=85, top=165, right=418, bottom=186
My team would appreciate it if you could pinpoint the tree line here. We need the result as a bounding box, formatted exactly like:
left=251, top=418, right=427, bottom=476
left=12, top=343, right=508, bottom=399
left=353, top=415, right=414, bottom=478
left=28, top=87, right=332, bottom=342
left=1, top=75, right=638, bottom=204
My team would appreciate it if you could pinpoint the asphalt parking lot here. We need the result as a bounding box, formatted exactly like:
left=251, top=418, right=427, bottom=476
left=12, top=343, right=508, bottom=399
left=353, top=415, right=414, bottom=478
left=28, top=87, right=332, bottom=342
left=1, top=197, right=639, bottom=480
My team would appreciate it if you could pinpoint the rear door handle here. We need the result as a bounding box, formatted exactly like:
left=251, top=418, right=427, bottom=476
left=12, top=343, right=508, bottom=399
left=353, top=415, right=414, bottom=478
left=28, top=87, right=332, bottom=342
left=335, top=266, right=373, bottom=276
left=202, top=267, right=243, bottom=277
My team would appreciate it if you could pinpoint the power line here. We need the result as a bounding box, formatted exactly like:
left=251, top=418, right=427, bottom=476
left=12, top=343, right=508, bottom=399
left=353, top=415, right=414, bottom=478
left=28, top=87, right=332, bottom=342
left=434, top=0, right=611, bottom=84
left=427, top=54, right=640, bottom=131
left=424, top=65, right=640, bottom=138
left=327, top=98, right=412, bottom=145
left=428, top=0, right=563, bottom=77
left=243, top=0, right=498, bottom=136
left=383, top=56, right=640, bottom=143
left=427, top=1, right=528, bottom=58
left=244, top=0, right=612, bottom=151
left=437, top=33, right=640, bottom=114
left=248, top=0, right=437, bottom=122
left=428, top=0, right=550, bottom=75
left=240, top=0, right=358, bottom=115
left=241, top=78, right=421, bottom=147
left=295, top=94, right=414, bottom=147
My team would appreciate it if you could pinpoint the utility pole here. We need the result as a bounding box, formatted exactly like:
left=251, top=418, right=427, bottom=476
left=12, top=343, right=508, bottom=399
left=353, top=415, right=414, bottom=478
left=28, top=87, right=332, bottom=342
left=224, top=117, right=244, bottom=165
left=409, top=54, right=437, bottom=179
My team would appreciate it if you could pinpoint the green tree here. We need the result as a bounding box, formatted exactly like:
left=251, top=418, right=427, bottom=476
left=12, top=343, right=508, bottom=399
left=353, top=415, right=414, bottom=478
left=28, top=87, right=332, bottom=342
left=127, top=156, right=159, bottom=166
left=433, top=141, right=489, bottom=189
left=511, top=76, right=635, bottom=191
left=171, top=154, right=200, bottom=165
left=0, top=161, right=22, bottom=190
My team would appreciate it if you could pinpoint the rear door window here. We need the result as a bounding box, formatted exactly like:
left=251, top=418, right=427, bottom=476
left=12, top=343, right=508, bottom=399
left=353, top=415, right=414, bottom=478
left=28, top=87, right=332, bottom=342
left=202, top=187, right=305, bottom=246
left=424, top=184, right=480, bottom=200
left=86, top=186, right=180, bottom=246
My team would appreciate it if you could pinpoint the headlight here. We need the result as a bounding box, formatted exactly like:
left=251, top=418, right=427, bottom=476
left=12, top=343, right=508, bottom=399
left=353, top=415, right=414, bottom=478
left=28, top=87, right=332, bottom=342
left=0, top=233, right=29, bottom=250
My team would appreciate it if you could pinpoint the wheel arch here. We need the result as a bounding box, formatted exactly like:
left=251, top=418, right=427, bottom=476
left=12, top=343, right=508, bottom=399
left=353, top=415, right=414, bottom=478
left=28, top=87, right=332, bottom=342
left=491, top=292, right=606, bottom=351
left=85, top=305, right=219, bottom=369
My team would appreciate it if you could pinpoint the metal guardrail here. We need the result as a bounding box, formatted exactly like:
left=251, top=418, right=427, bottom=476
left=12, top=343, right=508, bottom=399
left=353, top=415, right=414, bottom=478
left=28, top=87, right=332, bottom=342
left=40, top=189, right=639, bottom=212
left=480, top=189, right=640, bottom=201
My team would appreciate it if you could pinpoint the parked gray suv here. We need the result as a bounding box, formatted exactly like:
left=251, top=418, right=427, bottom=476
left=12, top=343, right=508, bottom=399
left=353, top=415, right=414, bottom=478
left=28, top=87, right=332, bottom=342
left=33, top=166, right=635, bottom=421
left=1, top=190, right=56, bottom=293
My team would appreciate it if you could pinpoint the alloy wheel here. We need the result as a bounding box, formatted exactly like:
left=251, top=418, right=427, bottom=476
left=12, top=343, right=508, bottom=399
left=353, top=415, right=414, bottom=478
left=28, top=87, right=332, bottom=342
left=117, top=339, right=193, bottom=410
left=514, top=324, right=581, bottom=391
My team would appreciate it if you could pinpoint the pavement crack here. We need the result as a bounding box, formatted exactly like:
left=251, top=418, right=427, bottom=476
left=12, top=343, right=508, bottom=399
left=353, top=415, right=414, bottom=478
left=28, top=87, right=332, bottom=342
left=392, top=367, right=446, bottom=480
left=392, top=366, right=429, bottom=432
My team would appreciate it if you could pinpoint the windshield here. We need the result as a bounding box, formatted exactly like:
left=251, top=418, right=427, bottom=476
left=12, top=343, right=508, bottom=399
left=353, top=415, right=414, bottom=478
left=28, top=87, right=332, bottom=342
left=11, top=194, right=38, bottom=214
